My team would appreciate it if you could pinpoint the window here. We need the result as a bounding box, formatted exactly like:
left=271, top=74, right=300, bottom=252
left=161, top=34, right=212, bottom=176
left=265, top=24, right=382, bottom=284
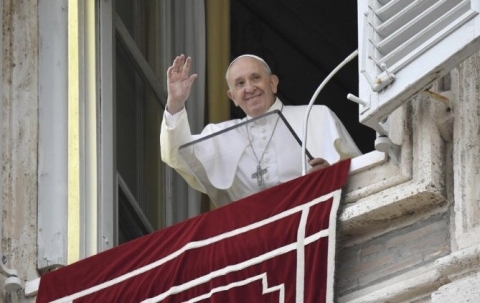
left=357, top=0, right=480, bottom=135
left=110, top=0, right=207, bottom=245
left=36, top=0, right=206, bottom=276
left=114, top=1, right=166, bottom=244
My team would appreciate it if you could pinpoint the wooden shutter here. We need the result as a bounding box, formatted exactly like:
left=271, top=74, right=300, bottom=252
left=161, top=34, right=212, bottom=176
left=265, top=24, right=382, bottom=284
left=357, top=0, right=480, bottom=134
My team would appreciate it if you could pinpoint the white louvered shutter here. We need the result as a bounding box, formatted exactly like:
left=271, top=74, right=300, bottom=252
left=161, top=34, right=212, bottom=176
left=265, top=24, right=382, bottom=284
left=357, top=0, right=480, bottom=134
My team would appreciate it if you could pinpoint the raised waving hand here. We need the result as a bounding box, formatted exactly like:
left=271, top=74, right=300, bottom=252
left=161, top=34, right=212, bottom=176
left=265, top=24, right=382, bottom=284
left=166, top=54, right=198, bottom=114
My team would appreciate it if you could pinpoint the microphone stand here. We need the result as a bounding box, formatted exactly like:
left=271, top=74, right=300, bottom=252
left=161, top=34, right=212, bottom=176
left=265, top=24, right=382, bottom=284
left=301, top=49, right=359, bottom=175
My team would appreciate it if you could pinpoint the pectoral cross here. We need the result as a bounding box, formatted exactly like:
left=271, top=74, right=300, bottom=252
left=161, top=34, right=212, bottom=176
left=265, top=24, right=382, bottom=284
left=251, top=165, right=268, bottom=187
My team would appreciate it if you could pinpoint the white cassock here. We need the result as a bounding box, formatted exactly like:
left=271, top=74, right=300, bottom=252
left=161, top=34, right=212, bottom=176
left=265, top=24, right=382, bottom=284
left=160, top=98, right=361, bottom=206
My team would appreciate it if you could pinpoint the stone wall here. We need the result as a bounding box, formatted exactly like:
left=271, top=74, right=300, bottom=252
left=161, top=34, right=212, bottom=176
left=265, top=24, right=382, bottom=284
left=1, top=1, right=39, bottom=302
left=1, top=1, right=480, bottom=302
left=336, top=51, right=480, bottom=302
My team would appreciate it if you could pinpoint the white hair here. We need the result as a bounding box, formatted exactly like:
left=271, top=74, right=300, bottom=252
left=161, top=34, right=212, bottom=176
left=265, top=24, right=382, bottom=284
left=225, top=54, right=272, bottom=82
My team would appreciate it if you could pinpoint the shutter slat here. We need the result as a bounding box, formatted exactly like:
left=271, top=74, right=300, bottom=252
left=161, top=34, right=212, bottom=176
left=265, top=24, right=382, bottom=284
left=367, top=0, right=469, bottom=71
left=377, top=0, right=464, bottom=55
left=377, top=0, right=393, bottom=6
left=375, top=0, right=416, bottom=23
left=375, top=0, right=436, bottom=38
left=357, top=0, right=480, bottom=136
left=381, top=2, right=473, bottom=70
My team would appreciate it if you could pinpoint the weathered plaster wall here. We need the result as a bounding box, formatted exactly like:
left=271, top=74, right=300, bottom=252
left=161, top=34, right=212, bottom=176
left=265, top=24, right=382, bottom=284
left=0, top=0, right=479, bottom=302
left=431, top=272, right=480, bottom=302
left=1, top=0, right=38, bottom=302
left=453, top=52, right=480, bottom=251
left=338, top=212, right=450, bottom=298
left=337, top=50, right=480, bottom=302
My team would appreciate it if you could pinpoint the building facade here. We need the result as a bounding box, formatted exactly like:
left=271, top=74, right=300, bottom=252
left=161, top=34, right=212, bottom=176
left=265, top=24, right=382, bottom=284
left=0, top=0, right=478, bottom=302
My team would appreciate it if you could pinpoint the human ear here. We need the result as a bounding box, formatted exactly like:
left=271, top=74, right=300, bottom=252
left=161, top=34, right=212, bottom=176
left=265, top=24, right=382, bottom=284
left=270, top=75, right=279, bottom=94
left=227, top=90, right=239, bottom=106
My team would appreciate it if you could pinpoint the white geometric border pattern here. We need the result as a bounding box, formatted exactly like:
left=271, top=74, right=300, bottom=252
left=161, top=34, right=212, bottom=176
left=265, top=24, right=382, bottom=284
left=53, top=190, right=341, bottom=303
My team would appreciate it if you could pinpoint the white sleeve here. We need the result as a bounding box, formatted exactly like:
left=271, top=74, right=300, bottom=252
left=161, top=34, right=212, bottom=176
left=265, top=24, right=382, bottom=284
left=163, top=107, right=185, bottom=128
left=160, top=109, right=207, bottom=193
left=285, top=105, right=361, bottom=164
left=311, top=106, right=362, bottom=164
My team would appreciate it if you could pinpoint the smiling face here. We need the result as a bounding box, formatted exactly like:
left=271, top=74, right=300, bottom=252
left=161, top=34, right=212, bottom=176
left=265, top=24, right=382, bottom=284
left=226, top=56, right=279, bottom=118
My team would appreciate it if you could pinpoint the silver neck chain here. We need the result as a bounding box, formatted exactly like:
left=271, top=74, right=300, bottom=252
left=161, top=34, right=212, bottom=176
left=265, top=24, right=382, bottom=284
left=246, top=104, right=283, bottom=187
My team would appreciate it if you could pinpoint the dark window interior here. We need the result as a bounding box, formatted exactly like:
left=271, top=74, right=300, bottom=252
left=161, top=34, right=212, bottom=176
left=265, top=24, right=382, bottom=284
left=230, top=0, right=375, bottom=153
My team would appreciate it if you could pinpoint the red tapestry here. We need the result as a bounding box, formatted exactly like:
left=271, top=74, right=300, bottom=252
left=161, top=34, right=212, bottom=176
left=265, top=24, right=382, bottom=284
left=36, top=159, right=350, bottom=303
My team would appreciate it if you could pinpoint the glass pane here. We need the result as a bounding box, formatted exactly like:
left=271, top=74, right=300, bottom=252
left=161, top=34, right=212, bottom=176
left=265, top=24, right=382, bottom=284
left=118, top=185, right=150, bottom=243
left=116, top=0, right=136, bottom=41
left=116, top=40, right=165, bottom=240
left=116, top=42, right=141, bottom=200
